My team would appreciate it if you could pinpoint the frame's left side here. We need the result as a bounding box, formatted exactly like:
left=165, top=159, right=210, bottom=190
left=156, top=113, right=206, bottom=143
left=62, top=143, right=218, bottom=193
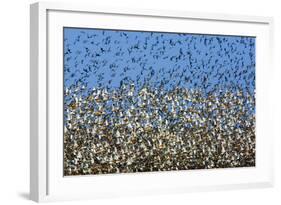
left=30, top=2, right=48, bottom=202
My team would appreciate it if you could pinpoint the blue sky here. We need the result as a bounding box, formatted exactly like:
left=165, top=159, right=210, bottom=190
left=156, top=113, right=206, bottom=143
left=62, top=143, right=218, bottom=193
left=63, top=27, right=255, bottom=95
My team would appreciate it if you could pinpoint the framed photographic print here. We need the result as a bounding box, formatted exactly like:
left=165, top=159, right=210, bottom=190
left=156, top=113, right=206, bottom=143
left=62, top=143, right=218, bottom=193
left=30, top=2, right=274, bottom=202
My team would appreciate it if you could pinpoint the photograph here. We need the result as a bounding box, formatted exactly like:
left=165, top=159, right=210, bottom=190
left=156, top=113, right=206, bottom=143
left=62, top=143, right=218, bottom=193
left=63, top=27, right=256, bottom=176
left=25, top=0, right=277, bottom=203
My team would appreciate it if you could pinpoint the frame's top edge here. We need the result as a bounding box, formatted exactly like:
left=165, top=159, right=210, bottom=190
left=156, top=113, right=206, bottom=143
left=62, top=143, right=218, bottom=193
left=34, top=1, right=272, bottom=24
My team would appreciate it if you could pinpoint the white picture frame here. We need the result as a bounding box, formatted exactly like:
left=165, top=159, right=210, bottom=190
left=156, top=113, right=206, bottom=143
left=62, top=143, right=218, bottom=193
left=30, top=1, right=274, bottom=202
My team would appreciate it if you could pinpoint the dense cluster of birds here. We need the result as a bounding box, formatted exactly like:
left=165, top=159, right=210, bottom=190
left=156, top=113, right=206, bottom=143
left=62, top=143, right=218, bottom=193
left=64, top=83, right=255, bottom=175
left=63, top=28, right=256, bottom=176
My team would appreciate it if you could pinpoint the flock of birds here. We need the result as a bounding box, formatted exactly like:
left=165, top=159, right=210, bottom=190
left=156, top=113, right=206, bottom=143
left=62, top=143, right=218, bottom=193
left=63, top=28, right=256, bottom=175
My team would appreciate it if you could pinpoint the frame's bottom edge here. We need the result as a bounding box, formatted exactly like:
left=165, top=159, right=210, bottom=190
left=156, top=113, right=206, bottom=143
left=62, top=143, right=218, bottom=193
left=35, top=181, right=273, bottom=202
